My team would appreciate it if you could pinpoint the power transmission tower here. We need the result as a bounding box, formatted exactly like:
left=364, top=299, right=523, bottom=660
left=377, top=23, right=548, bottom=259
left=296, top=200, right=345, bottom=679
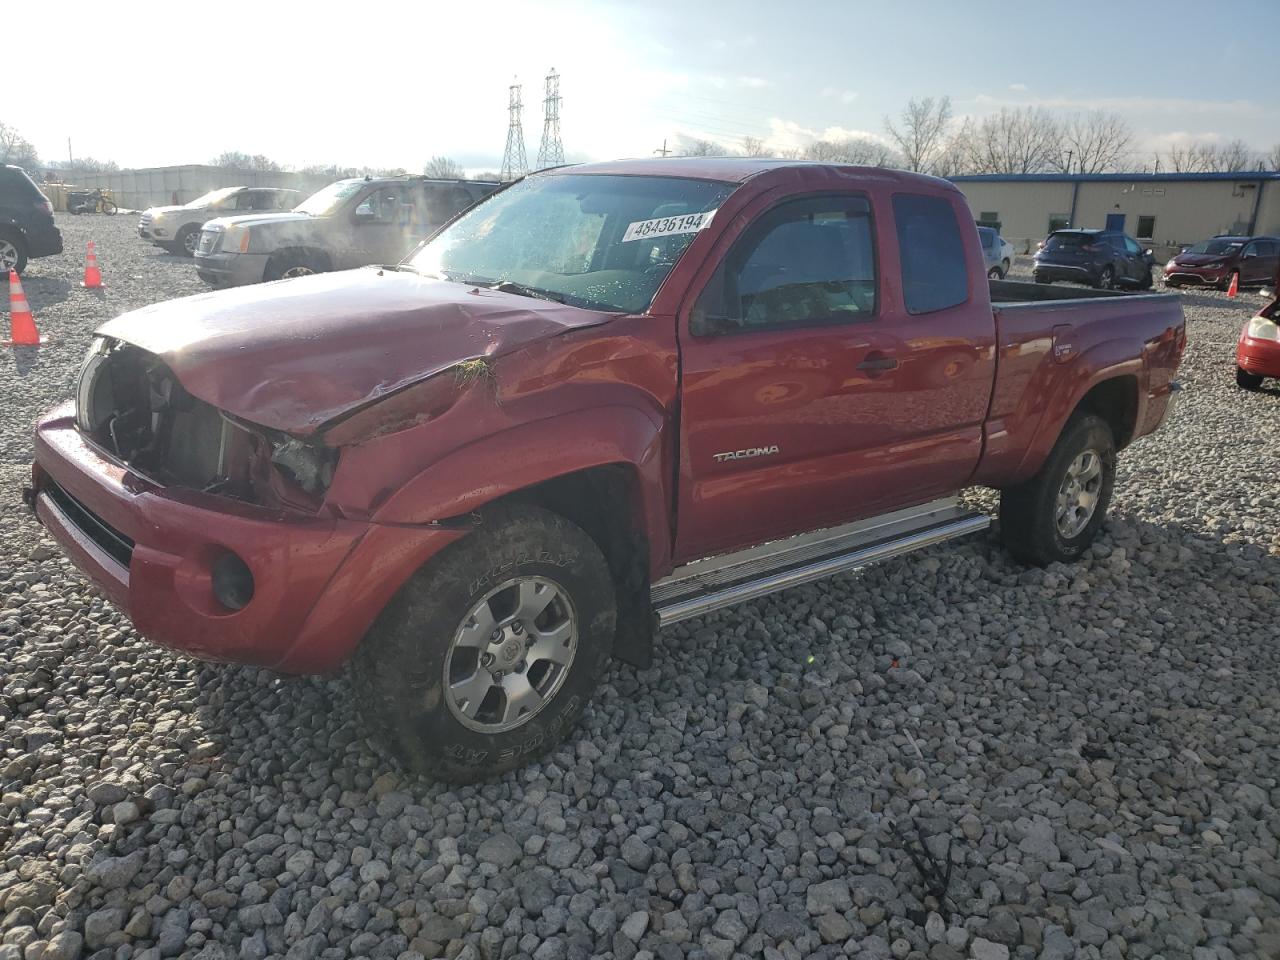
left=500, top=80, right=528, bottom=181
left=536, top=68, right=565, bottom=169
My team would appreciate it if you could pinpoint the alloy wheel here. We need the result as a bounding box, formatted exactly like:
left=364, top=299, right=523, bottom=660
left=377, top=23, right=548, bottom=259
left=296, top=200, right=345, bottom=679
left=1055, top=448, right=1104, bottom=539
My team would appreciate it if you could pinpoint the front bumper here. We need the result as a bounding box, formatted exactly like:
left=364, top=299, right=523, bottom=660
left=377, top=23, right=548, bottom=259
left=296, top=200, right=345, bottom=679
left=26, top=223, right=63, bottom=258
left=31, top=402, right=466, bottom=673
left=1165, top=267, right=1228, bottom=286
left=1238, top=333, right=1280, bottom=378
left=193, top=250, right=269, bottom=287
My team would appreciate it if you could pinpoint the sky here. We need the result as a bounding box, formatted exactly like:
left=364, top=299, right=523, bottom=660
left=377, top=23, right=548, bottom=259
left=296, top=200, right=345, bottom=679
left=7, top=0, right=1279, bottom=174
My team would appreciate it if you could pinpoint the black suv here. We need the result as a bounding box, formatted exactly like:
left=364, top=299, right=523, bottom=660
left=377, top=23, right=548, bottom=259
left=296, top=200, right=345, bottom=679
left=1033, top=229, right=1154, bottom=290
left=0, top=165, right=63, bottom=275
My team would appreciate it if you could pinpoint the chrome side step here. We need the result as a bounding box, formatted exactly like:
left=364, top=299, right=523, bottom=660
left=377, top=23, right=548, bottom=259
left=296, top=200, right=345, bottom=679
left=651, top=497, right=989, bottom=627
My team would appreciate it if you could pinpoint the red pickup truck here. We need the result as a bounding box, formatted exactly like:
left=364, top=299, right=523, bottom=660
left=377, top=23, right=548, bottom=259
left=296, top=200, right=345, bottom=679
left=29, top=159, right=1185, bottom=781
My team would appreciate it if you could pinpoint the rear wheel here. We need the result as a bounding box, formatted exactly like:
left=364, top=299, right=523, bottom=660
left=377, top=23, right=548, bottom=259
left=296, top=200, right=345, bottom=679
left=1097, top=266, right=1115, bottom=290
left=988, top=266, right=1003, bottom=280
left=353, top=504, right=615, bottom=782
left=1237, top=367, right=1264, bottom=390
left=1000, top=414, right=1117, bottom=566
left=0, top=233, right=27, bottom=275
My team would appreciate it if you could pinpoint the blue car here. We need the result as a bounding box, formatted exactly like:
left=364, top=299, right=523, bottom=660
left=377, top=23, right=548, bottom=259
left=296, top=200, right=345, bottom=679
left=1033, top=229, right=1154, bottom=290
left=0, top=165, right=63, bottom=275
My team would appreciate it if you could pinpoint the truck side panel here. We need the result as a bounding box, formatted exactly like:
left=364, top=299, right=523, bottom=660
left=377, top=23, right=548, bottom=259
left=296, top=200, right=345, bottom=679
left=973, top=295, right=1184, bottom=488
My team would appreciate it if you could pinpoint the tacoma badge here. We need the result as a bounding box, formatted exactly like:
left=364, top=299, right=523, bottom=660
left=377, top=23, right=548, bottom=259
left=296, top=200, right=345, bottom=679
left=714, top=445, right=780, bottom=463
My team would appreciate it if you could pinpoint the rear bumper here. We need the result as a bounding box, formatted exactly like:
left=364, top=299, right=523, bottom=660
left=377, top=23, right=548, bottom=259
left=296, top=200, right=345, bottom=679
left=26, top=223, right=63, bottom=258
left=1033, top=262, right=1096, bottom=283
left=1238, top=334, right=1280, bottom=378
left=31, top=402, right=466, bottom=673
left=194, top=251, right=268, bottom=286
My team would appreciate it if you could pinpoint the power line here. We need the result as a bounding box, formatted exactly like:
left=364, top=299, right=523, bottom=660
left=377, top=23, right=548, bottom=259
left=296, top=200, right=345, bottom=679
left=500, top=79, right=528, bottom=181
left=536, top=68, right=565, bottom=169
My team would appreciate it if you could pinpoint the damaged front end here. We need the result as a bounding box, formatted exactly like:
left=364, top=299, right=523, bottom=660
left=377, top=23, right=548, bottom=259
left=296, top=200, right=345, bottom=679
left=76, top=337, right=337, bottom=512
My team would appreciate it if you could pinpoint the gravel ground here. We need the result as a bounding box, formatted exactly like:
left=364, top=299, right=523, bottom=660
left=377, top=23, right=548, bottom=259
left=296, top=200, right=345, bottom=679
left=1, top=215, right=1278, bottom=960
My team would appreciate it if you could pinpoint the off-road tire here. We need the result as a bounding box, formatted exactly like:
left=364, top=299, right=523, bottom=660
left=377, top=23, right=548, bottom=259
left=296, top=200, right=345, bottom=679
left=353, top=503, right=615, bottom=782
left=175, top=225, right=201, bottom=258
left=1237, top=367, right=1264, bottom=390
left=0, top=232, right=28, bottom=275
left=999, top=414, right=1117, bottom=566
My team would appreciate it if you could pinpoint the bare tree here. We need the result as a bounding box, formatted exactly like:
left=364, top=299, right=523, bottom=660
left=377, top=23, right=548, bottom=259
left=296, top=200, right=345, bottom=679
left=677, top=137, right=732, bottom=157
left=883, top=96, right=953, bottom=174
left=49, top=157, right=120, bottom=173
left=804, top=137, right=898, bottom=167
left=932, top=118, right=977, bottom=177
left=423, top=156, right=464, bottom=178
left=1269, top=144, right=1280, bottom=172
left=0, top=122, right=40, bottom=173
left=1217, top=139, right=1254, bottom=172
left=740, top=136, right=768, bottom=157
left=963, top=107, right=1061, bottom=175
left=211, top=151, right=282, bottom=171
left=1053, top=111, right=1132, bottom=174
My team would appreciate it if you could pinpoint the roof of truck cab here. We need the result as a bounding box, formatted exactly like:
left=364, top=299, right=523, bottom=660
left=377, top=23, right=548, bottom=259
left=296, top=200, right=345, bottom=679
left=544, top=157, right=957, bottom=188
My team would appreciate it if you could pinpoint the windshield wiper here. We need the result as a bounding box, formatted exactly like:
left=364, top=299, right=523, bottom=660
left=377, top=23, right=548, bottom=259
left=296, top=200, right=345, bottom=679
left=482, top=279, right=566, bottom=304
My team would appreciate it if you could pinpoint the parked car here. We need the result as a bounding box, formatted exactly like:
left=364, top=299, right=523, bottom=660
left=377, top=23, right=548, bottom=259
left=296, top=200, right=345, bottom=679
left=978, top=225, right=1014, bottom=278
left=1236, top=290, right=1280, bottom=390
left=1033, top=229, right=1155, bottom=290
left=194, top=176, right=500, bottom=286
left=0, top=165, right=63, bottom=275
left=1164, top=235, right=1280, bottom=291
left=29, top=159, right=1185, bottom=781
left=138, top=187, right=299, bottom=257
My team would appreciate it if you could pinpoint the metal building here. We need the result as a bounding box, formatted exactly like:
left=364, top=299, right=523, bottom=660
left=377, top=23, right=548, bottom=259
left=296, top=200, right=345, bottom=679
left=950, top=172, right=1280, bottom=258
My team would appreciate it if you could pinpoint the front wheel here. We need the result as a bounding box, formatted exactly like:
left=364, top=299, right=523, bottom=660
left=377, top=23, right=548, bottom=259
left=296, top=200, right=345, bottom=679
left=999, top=414, right=1117, bottom=566
left=353, top=504, right=615, bottom=782
left=1139, top=268, right=1153, bottom=290
left=100, top=199, right=118, bottom=215
left=1237, top=367, right=1264, bottom=390
left=1097, top=266, right=1115, bottom=290
left=264, top=251, right=325, bottom=282
left=175, top=225, right=201, bottom=257
left=988, top=266, right=1003, bottom=280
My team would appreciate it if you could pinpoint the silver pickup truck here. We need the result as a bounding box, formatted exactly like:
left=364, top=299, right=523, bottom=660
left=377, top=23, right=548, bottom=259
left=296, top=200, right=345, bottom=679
left=194, top=176, right=500, bottom=286
left=138, top=187, right=299, bottom=256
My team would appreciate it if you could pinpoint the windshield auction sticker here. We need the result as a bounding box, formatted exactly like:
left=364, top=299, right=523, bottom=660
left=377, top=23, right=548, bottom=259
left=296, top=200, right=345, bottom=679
left=621, top=209, right=718, bottom=243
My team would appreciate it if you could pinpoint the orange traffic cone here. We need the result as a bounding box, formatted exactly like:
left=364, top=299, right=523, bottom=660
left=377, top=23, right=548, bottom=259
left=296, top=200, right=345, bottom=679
left=81, top=240, right=104, bottom=289
left=3, top=271, right=43, bottom=346
left=1227, top=272, right=1239, bottom=298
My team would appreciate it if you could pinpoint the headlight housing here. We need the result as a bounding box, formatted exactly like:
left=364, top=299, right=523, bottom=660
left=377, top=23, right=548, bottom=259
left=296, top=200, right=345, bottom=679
left=1246, top=316, right=1280, bottom=342
left=221, top=225, right=251, bottom=254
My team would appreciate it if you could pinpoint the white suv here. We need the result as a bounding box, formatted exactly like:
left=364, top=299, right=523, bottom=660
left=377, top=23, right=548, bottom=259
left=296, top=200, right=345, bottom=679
left=138, top=187, right=298, bottom=256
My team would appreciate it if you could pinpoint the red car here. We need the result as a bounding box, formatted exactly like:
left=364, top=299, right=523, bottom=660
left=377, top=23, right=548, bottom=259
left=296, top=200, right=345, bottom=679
left=28, top=159, right=1185, bottom=781
left=1237, top=293, right=1280, bottom=389
left=1164, top=235, right=1280, bottom=290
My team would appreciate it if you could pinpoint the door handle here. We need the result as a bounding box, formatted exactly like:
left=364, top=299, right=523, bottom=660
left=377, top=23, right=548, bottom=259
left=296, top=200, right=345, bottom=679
left=857, top=355, right=899, bottom=372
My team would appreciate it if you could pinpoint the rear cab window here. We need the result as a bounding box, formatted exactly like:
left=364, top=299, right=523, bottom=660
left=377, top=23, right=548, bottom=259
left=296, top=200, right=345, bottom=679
left=893, top=194, right=968, bottom=315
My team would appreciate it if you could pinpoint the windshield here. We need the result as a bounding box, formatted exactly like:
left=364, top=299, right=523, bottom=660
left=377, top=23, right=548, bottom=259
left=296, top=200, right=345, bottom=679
left=1185, top=239, right=1243, bottom=256
left=184, top=187, right=239, bottom=209
left=294, top=180, right=365, bottom=216
left=408, top=173, right=734, bottom=313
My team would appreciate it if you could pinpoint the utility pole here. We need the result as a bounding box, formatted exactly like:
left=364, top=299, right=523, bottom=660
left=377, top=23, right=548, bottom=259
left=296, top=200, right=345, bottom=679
left=500, top=79, right=528, bottom=182
left=67, top=138, right=73, bottom=165
left=535, top=68, right=564, bottom=169
left=655, top=139, right=671, bottom=158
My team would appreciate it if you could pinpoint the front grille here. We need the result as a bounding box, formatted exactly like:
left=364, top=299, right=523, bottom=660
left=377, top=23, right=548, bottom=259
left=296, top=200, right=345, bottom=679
left=44, top=480, right=134, bottom=568
left=197, top=230, right=220, bottom=254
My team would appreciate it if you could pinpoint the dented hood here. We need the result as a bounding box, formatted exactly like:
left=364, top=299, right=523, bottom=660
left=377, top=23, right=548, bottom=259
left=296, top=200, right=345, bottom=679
left=96, top=268, right=617, bottom=434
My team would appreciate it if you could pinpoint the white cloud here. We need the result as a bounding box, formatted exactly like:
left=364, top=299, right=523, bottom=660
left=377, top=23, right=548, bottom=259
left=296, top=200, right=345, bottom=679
left=737, top=76, right=772, bottom=89
left=820, top=87, right=859, bottom=103
left=1008, top=83, right=1028, bottom=92
left=763, top=118, right=890, bottom=153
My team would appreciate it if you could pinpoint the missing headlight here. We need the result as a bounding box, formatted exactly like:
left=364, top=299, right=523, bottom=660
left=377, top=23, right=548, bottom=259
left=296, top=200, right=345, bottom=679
left=270, top=438, right=337, bottom=494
